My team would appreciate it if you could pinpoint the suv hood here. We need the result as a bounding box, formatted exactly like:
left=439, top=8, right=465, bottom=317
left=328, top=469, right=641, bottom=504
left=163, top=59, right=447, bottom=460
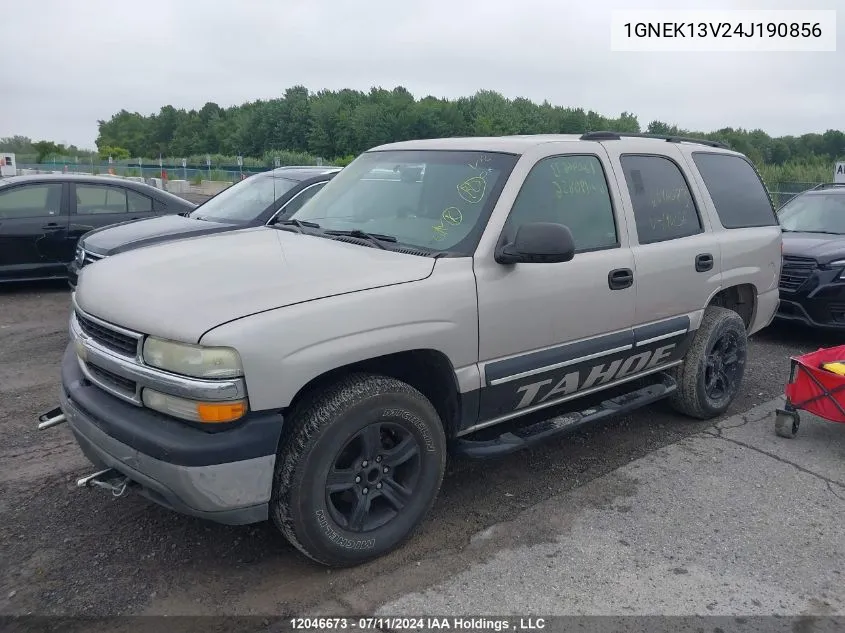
left=782, top=231, right=845, bottom=264
left=74, top=227, right=436, bottom=342
left=81, top=214, right=238, bottom=256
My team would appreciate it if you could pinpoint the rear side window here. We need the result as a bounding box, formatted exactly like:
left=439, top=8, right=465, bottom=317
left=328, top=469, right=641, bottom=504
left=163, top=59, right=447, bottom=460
left=692, top=152, right=777, bottom=228
left=620, top=155, right=702, bottom=244
left=127, top=190, right=153, bottom=212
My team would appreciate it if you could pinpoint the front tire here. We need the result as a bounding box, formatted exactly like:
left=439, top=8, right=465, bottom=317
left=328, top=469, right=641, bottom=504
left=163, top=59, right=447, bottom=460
left=669, top=306, right=748, bottom=420
left=270, top=373, right=447, bottom=567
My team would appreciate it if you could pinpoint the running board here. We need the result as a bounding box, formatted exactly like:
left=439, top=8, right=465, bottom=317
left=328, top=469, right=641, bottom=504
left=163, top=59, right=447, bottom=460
left=453, top=374, right=677, bottom=459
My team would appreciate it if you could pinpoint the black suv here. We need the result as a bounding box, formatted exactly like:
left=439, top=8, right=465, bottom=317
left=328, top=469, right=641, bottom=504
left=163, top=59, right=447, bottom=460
left=776, top=183, right=845, bottom=329
left=69, top=166, right=341, bottom=287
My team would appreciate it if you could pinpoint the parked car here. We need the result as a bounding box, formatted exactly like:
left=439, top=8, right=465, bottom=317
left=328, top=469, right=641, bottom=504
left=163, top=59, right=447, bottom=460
left=68, top=166, right=341, bottom=287
left=0, top=174, right=195, bottom=283
left=39, top=132, right=781, bottom=566
left=776, top=183, right=845, bottom=329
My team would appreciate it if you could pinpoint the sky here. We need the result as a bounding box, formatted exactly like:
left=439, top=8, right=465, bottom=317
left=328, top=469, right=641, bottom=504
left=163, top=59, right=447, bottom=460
left=0, top=0, right=842, bottom=150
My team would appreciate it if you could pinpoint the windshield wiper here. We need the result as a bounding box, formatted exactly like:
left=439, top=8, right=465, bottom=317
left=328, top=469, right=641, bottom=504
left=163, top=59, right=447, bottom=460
left=323, top=229, right=397, bottom=250
left=791, top=230, right=843, bottom=235
left=273, top=219, right=322, bottom=234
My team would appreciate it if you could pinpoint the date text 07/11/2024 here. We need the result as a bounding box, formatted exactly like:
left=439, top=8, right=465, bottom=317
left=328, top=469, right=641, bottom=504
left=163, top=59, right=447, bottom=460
left=289, top=617, right=548, bottom=631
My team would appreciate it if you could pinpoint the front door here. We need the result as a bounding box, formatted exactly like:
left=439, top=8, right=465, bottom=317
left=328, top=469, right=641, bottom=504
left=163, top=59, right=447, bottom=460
left=473, top=147, right=638, bottom=423
left=0, top=181, right=69, bottom=281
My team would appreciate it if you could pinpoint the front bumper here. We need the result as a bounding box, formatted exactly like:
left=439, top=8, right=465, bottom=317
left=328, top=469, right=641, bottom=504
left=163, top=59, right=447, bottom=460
left=58, top=343, right=283, bottom=525
left=775, top=268, right=845, bottom=330
left=67, top=261, right=79, bottom=289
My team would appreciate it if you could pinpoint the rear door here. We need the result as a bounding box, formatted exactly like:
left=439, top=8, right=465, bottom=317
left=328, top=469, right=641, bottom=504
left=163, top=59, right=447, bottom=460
left=0, top=181, right=69, bottom=280
left=603, top=143, right=722, bottom=333
left=69, top=182, right=153, bottom=246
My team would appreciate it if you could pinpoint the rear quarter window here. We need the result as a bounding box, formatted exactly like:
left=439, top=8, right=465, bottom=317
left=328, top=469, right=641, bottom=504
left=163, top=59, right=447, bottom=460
left=691, top=152, right=777, bottom=228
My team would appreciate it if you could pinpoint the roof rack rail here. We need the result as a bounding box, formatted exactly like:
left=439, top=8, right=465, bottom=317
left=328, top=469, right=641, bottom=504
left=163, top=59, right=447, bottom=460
left=809, top=182, right=845, bottom=191
left=580, top=131, right=729, bottom=149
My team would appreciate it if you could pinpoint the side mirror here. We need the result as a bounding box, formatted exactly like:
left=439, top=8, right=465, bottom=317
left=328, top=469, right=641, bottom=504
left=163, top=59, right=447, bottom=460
left=495, top=222, right=576, bottom=265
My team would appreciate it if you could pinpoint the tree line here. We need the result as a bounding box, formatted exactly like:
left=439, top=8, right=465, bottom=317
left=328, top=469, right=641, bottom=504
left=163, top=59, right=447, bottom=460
left=4, top=85, right=843, bottom=182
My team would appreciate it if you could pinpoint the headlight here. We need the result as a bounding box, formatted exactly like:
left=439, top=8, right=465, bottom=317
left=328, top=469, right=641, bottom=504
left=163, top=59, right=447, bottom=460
left=143, top=388, right=246, bottom=423
left=142, top=337, right=244, bottom=379
left=830, top=260, right=845, bottom=280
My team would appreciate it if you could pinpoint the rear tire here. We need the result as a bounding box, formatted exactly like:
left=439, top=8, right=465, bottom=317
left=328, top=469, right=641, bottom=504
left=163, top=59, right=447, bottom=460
left=668, top=306, right=748, bottom=420
left=270, top=373, right=447, bottom=567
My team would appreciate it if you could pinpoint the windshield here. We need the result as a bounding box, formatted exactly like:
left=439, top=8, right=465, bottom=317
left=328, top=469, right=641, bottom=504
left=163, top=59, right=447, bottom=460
left=288, top=149, right=518, bottom=254
left=189, top=174, right=298, bottom=223
left=778, top=193, right=845, bottom=234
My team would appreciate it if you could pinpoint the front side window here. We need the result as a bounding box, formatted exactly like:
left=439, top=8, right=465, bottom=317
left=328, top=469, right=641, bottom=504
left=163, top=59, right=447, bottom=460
left=692, top=152, right=776, bottom=228
left=0, top=183, right=63, bottom=219
left=76, top=185, right=128, bottom=215
left=778, top=193, right=845, bottom=234
left=277, top=181, right=327, bottom=219
left=289, top=150, right=518, bottom=254
left=503, top=154, right=618, bottom=252
left=620, top=155, right=702, bottom=244
left=190, top=175, right=298, bottom=223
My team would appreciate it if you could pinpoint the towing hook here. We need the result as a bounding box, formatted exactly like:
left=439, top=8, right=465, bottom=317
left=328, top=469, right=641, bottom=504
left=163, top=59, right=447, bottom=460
left=37, top=407, right=66, bottom=430
left=77, top=468, right=130, bottom=498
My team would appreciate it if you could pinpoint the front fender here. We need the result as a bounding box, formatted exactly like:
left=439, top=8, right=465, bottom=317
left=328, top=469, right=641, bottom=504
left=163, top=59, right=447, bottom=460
left=199, top=258, right=479, bottom=411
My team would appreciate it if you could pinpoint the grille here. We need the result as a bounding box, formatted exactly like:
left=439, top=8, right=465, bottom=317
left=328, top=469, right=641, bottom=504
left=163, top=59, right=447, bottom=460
left=76, top=312, right=138, bottom=357
left=86, top=363, right=137, bottom=394
left=779, top=256, right=816, bottom=292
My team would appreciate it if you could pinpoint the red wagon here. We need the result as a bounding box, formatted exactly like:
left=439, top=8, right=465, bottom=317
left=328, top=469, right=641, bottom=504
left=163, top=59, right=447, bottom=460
left=775, top=345, right=845, bottom=438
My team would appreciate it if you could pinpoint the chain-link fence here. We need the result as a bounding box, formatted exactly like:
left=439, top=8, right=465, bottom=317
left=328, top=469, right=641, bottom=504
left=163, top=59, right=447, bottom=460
left=14, top=162, right=273, bottom=183
left=767, top=182, right=825, bottom=208
left=6, top=163, right=830, bottom=210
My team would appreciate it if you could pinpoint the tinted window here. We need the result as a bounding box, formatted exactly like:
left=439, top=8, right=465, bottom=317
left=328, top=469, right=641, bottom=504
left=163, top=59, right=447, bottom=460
left=778, top=193, right=845, bottom=235
left=620, top=155, right=701, bottom=244
left=76, top=185, right=127, bottom=215
left=692, top=152, right=776, bottom=228
left=127, top=189, right=153, bottom=212
left=0, top=183, right=64, bottom=219
left=278, top=182, right=327, bottom=218
left=504, top=154, right=617, bottom=252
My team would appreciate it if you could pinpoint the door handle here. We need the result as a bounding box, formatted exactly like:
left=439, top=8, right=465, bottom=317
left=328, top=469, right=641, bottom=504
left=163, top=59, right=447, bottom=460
left=41, top=223, right=63, bottom=231
left=695, top=253, right=714, bottom=272
left=608, top=268, right=634, bottom=290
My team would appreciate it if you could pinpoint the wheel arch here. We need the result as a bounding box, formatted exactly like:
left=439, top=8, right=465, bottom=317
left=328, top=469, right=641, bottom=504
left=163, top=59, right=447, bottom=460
left=706, top=283, right=757, bottom=330
left=282, top=349, right=464, bottom=442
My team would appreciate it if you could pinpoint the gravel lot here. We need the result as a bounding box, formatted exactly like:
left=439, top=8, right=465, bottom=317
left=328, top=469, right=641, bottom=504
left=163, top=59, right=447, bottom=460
left=1, top=278, right=841, bottom=622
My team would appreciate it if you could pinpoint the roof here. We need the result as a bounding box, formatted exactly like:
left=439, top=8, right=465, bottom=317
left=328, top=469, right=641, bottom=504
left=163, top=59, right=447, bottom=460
left=804, top=183, right=845, bottom=194
left=0, top=173, right=194, bottom=204
left=265, top=166, right=342, bottom=181
left=368, top=132, right=737, bottom=155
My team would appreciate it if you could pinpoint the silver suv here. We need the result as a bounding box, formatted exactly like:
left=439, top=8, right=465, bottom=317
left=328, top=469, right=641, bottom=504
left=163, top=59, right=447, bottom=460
left=39, top=132, right=782, bottom=567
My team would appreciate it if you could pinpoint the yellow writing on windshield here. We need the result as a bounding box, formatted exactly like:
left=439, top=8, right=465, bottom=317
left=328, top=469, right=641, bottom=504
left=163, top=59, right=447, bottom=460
left=458, top=176, right=487, bottom=203
left=432, top=206, right=464, bottom=241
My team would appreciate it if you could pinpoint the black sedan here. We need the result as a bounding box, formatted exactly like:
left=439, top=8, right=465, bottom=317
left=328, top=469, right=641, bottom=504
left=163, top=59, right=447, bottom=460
left=776, top=183, right=845, bottom=330
left=0, top=174, right=196, bottom=283
left=69, top=166, right=341, bottom=287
